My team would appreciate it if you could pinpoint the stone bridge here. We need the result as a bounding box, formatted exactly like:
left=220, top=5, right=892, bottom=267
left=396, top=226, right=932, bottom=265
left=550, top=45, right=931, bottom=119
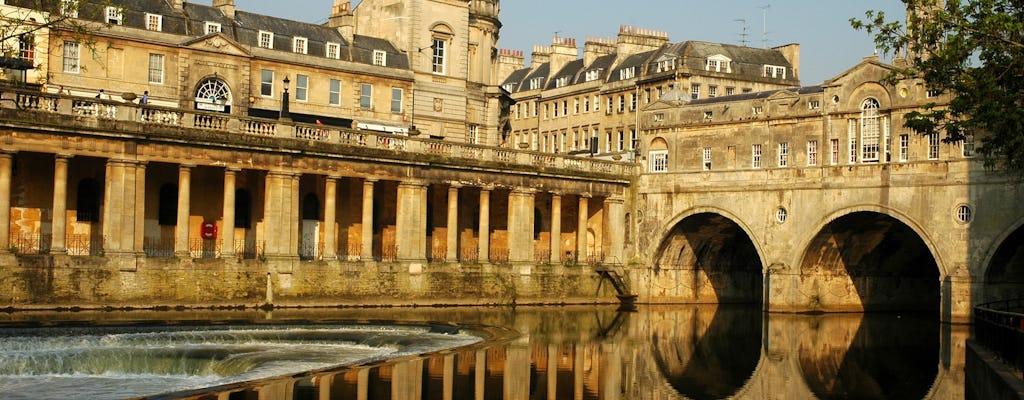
left=628, top=158, right=1024, bottom=323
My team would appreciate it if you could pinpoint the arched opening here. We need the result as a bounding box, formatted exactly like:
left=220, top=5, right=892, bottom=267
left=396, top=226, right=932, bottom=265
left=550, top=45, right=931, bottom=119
left=983, top=224, right=1024, bottom=302
left=234, top=189, right=251, bottom=229
left=799, top=211, right=939, bottom=312
left=194, top=78, right=232, bottom=113
left=301, top=193, right=320, bottom=220
left=300, top=193, right=320, bottom=260
left=653, top=213, right=763, bottom=303
left=76, top=178, right=102, bottom=222
left=653, top=305, right=761, bottom=400
left=158, top=183, right=177, bottom=226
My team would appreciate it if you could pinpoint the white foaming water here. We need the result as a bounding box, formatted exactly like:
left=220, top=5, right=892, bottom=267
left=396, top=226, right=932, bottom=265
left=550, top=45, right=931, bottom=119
left=0, top=324, right=482, bottom=400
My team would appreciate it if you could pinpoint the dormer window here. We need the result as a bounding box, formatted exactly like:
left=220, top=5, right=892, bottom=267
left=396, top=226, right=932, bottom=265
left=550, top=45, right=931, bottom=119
left=619, top=66, right=636, bottom=80
left=293, top=37, right=308, bottom=54
left=705, top=55, right=732, bottom=73
left=146, top=14, right=163, bottom=31
left=585, top=69, right=601, bottom=82
left=373, top=50, right=387, bottom=66
left=502, top=82, right=517, bottom=92
left=528, top=77, right=543, bottom=90
left=205, top=22, right=221, bottom=34
left=656, top=57, right=676, bottom=73
left=258, top=31, right=274, bottom=49
left=326, top=42, right=340, bottom=59
left=555, top=76, right=569, bottom=88
left=763, top=64, right=787, bottom=79
left=105, top=6, right=123, bottom=25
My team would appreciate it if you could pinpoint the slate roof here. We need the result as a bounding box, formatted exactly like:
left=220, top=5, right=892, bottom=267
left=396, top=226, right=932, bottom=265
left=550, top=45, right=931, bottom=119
left=576, top=53, right=615, bottom=84
left=647, top=41, right=798, bottom=81
left=686, top=85, right=823, bottom=106
left=608, top=50, right=656, bottom=83
left=501, top=68, right=532, bottom=92
left=547, top=59, right=583, bottom=90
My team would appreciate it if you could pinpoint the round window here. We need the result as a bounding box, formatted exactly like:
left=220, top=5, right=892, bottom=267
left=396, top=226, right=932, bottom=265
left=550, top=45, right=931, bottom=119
left=956, top=204, right=973, bottom=224
left=775, top=207, right=788, bottom=224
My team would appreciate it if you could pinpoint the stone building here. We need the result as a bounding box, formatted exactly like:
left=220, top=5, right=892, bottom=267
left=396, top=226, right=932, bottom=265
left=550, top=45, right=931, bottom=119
left=499, top=26, right=800, bottom=160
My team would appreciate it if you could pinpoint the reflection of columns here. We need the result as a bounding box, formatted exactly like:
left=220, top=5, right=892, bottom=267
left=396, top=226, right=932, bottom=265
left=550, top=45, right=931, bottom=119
left=605, top=196, right=625, bottom=264
left=0, top=152, right=13, bottom=253
left=478, top=187, right=490, bottom=262
left=574, top=343, right=585, bottom=400
left=323, top=176, right=339, bottom=259
left=392, top=359, right=424, bottom=399
left=446, top=184, right=459, bottom=261
left=507, top=188, right=535, bottom=264
left=104, top=159, right=140, bottom=253
left=396, top=181, right=427, bottom=262
left=474, top=349, right=487, bottom=400
left=550, top=193, right=562, bottom=263
left=361, top=178, right=376, bottom=260
left=50, top=154, right=71, bottom=254
left=506, top=340, right=531, bottom=399
left=174, top=164, right=193, bottom=256
left=221, top=168, right=238, bottom=258
left=133, top=162, right=146, bottom=253
left=358, top=369, right=369, bottom=400
left=577, top=194, right=590, bottom=261
left=442, top=354, right=455, bottom=400
left=547, top=344, right=558, bottom=400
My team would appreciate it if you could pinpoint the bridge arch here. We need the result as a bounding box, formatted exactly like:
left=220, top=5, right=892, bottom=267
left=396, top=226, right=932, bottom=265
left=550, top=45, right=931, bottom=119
left=794, top=204, right=944, bottom=312
left=979, top=217, right=1024, bottom=302
left=651, top=207, right=766, bottom=304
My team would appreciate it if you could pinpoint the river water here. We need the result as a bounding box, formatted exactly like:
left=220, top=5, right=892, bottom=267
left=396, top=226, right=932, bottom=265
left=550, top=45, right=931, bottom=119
left=0, top=305, right=965, bottom=399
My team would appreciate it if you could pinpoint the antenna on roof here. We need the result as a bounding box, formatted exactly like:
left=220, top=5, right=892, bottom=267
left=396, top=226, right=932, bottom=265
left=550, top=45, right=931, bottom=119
left=734, top=19, right=749, bottom=47
left=761, top=4, right=771, bottom=48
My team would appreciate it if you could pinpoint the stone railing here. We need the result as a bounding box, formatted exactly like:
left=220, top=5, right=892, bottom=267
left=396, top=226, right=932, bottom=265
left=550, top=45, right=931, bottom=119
left=1, top=88, right=633, bottom=178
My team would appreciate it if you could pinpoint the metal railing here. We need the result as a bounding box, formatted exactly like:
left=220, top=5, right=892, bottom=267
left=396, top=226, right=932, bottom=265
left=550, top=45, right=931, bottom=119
left=974, top=299, right=1024, bottom=378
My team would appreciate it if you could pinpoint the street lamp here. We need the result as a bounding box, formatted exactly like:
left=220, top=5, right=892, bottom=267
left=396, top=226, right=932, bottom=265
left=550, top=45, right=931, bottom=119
left=281, top=75, right=291, bottom=120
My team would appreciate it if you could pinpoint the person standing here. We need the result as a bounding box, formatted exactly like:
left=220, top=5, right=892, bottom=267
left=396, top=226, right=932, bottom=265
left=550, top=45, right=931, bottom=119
left=139, top=91, right=149, bottom=105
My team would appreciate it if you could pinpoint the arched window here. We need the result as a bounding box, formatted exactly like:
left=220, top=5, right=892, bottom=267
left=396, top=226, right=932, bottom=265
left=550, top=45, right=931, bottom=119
left=158, top=183, right=178, bottom=226
left=860, top=98, right=882, bottom=162
left=429, top=23, right=454, bottom=75
left=195, top=78, right=232, bottom=113
left=234, top=189, right=252, bottom=229
left=76, top=178, right=102, bottom=222
left=302, top=193, right=320, bottom=220
left=648, top=137, right=669, bottom=173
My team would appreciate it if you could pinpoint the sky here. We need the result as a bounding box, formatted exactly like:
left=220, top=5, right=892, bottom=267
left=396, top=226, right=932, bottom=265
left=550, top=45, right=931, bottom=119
left=231, top=0, right=907, bottom=85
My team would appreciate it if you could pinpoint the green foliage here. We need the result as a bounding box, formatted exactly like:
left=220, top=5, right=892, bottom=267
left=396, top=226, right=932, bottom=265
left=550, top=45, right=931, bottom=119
left=852, top=0, right=1024, bottom=173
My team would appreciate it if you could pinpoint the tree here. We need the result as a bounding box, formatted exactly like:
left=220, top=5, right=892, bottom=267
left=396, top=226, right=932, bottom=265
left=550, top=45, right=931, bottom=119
left=852, top=0, right=1024, bottom=173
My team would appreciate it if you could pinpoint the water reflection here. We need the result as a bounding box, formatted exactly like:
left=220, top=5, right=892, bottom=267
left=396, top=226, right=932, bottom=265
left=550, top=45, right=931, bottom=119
left=0, top=306, right=965, bottom=400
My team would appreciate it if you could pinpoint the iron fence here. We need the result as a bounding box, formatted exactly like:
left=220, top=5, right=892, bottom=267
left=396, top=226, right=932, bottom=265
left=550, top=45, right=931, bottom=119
left=9, top=234, right=50, bottom=255
left=459, top=246, right=479, bottom=263
left=428, top=243, right=447, bottom=264
left=974, top=299, right=1024, bottom=378
left=489, top=247, right=510, bottom=265
left=66, top=234, right=103, bottom=256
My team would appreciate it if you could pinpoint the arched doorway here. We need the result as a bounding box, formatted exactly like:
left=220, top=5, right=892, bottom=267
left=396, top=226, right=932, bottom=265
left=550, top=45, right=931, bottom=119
left=983, top=223, right=1024, bottom=302
left=194, top=77, right=232, bottom=113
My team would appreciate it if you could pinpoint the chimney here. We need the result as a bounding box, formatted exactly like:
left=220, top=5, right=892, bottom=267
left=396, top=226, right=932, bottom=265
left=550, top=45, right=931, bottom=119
left=548, top=36, right=579, bottom=76
left=615, top=25, right=669, bottom=63
left=773, top=43, right=800, bottom=82
left=531, top=45, right=551, bottom=69
left=213, top=0, right=236, bottom=19
left=496, top=49, right=525, bottom=84
left=171, top=0, right=184, bottom=11
left=584, top=37, right=616, bottom=67
left=327, top=0, right=355, bottom=43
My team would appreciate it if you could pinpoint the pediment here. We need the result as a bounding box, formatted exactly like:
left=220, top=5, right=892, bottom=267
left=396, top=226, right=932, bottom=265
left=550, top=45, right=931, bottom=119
left=183, top=33, right=251, bottom=57
left=824, top=57, right=894, bottom=87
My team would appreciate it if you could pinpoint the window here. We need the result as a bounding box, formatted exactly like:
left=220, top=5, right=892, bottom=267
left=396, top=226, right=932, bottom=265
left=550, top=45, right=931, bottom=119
left=752, top=106, right=764, bottom=115
left=702, top=147, right=712, bottom=170
left=778, top=142, right=789, bottom=167
left=630, top=93, right=637, bottom=111
left=585, top=69, right=601, bottom=82
left=962, top=133, right=975, bottom=157
left=706, top=55, right=731, bottom=72
left=62, top=41, right=80, bottom=73
left=326, top=43, right=341, bottom=59
left=706, top=59, right=718, bottom=71
left=148, top=53, right=164, bottom=84
left=391, top=88, right=403, bottom=113
left=957, top=205, right=973, bottom=223
left=808, top=99, right=821, bottom=110
left=606, top=97, right=613, bottom=114
left=764, top=65, right=787, bottom=79
left=555, top=76, right=569, bottom=88
left=630, top=129, right=638, bottom=151
left=848, top=119, right=858, bottom=163
left=657, top=58, right=676, bottom=72
left=205, top=22, right=221, bottom=34
left=726, top=87, right=735, bottom=96
left=594, top=95, right=600, bottom=111
left=691, top=85, right=700, bottom=100
left=617, top=131, right=625, bottom=152
left=529, top=77, right=543, bottom=90
left=258, top=31, right=274, bottom=49
left=654, top=113, right=665, bottom=122
left=927, top=89, right=941, bottom=98
left=562, top=100, right=567, bottom=116
left=617, top=95, right=625, bottom=113
left=146, top=14, right=163, bottom=31
left=468, top=125, right=479, bottom=144
left=704, top=111, right=713, bottom=120
left=18, top=34, right=34, bottom=63
left=928, top=133, right=940, bottom=160
left=650, top=150, right=669, bottom=173
left=373, top=50, right=387, bottom=66
left=860, top=98, right=881, bottom=162
left=329, top=79, right=341, bottom=106
left=830, top=139, right=840, bottom=165
left=574, top=98, right=580, bottom=114
left=360, top=83, right=372, bottom=109
left=708, top=86, right=717, bottom=98
left=295, top=74, right=308, bottom=101
left=260, top=69, right=274, bottom=97
left=807, top=140, right=818, bottom=166
left=752, top=144, right=762, bottom=168
left=899, top=134, right=909, bottom=162
left=432, top=38, right=447, bottom=74
left=584, top=97, right=590, bottom=112
left=619, top=67, right=636, bottom=80
left=105, top=6, right=123, bottom=25
left=293, top=37, right=308, bottom=54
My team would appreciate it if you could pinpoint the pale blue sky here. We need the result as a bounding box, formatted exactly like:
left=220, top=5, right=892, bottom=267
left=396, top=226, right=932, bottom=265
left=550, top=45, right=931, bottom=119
left=232, top=0, right=907, bottom=85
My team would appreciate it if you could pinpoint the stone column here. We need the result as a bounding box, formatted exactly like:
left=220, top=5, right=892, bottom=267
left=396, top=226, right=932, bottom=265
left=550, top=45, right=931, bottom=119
left=50, top=154, right=71, bottom=254
left=0, top=151, right=13, bottom=253
left=478, top=187, right=490, bottom=262
left=360, top=178, right=376, bottom=260
left=221, top=168, right=238, bottom=258
left=550, top=193, right=562, bottom=263
left=289, top=174, right=300, bottom=256
left=174, top=164, right=193, bottom=257
left=396, top=180, right=427, bottom=262
left=507, top=188, right=535, bottom=264
left=605, top=195, right=625, bottom=264
left=133, top=162, right=146, bottom=254
left=446, top=184, right=460, bottom=261
left=323, top=176, right=339, bottom=259
left=577, top=194, right=590, bottom=262
left=103, top=159, right=139, bottom=254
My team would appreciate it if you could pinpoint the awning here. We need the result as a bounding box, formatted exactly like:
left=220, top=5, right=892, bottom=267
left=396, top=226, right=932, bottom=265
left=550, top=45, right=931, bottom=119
left=357, top=122, right=408, bottom=135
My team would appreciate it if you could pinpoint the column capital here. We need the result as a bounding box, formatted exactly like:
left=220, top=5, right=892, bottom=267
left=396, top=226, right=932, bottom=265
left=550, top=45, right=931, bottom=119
left=363, top=177, right=379, bottom=183
left=0, top=150, right=16, bottom=157
left=55, top=153, right=74, bottom=160
left=604, top=195, right=625, bottom=204
left=578, top=192, right=593, bottom=199
left=448, top=182, right=463, bottom=189
left=398, top=180, right=427, bottom=188
left=326, top=175, right=342, bottom=181
left=511, top=187, right=536, bottom=195
left=225, top=166, right=242, bottom=173
left=179, top=163, right=196, bottom=171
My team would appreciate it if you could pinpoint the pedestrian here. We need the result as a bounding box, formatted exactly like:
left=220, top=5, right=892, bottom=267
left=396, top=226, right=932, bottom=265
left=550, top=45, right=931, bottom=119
left=95, top=89, right=106, bottom=99
left=139, top=91, right=149, bottom=105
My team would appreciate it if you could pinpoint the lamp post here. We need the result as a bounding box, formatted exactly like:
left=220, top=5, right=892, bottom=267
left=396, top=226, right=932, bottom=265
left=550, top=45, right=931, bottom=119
left=281, top=75, right=291, bottom=120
